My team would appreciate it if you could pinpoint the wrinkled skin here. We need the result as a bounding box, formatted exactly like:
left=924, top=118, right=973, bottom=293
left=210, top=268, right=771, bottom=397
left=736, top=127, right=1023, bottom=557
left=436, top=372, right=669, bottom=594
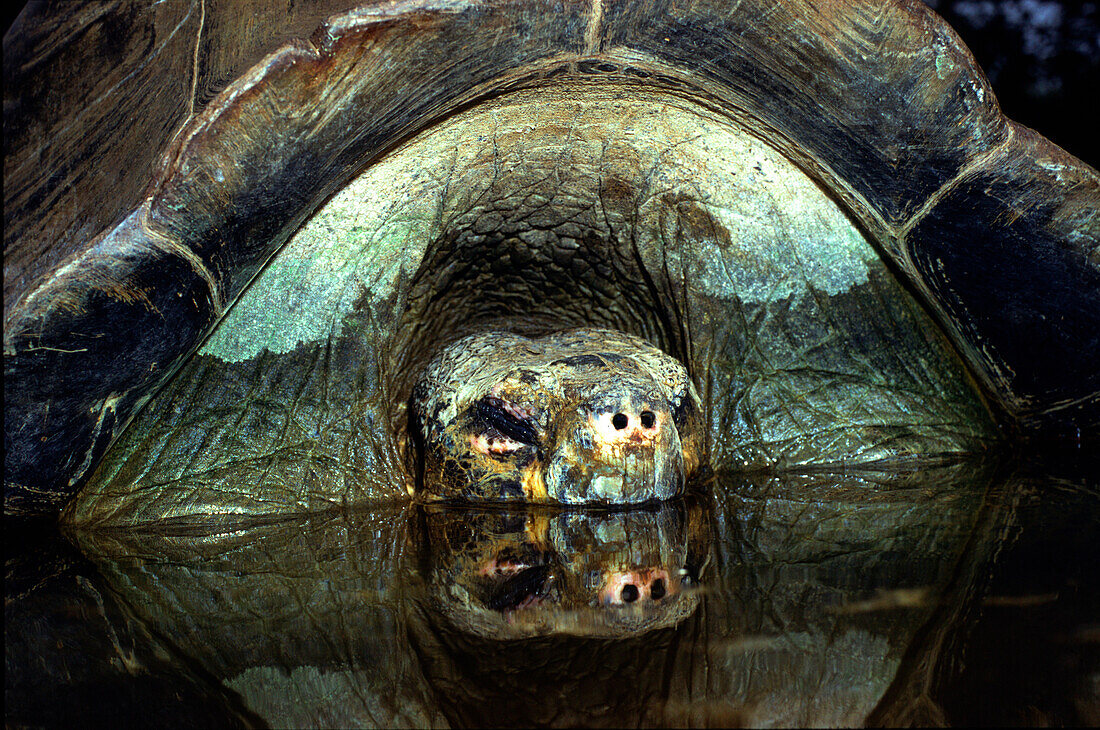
left=413, top=328, right=704, bottom=504
left=58, top=88, right=1006, bottom=526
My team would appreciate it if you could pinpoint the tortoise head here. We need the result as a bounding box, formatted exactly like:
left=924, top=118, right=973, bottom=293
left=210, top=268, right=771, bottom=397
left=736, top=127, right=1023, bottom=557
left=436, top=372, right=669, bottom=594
left=412, top=328, right=703, bottom=505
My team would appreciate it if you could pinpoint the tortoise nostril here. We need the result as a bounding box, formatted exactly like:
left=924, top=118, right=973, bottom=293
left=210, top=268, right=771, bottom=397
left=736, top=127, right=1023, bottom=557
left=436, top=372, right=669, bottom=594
left=650, top=578, right=666, bottom=599
left=621, top=584, right=639, bottom=602
left=640, top=411, right=656, bottom=429
left=612, top=413, right=628, bottom=430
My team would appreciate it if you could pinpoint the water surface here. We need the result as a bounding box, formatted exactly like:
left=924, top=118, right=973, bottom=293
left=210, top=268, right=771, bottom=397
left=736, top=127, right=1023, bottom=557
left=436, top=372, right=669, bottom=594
left=6, top=460, right=1096, bottom=727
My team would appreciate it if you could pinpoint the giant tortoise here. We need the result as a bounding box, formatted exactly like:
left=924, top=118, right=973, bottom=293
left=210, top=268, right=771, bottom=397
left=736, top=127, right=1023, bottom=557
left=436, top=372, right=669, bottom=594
left=4, top=0, right=1098, bottom=525
left=4, top=3, right=1099, bottom=724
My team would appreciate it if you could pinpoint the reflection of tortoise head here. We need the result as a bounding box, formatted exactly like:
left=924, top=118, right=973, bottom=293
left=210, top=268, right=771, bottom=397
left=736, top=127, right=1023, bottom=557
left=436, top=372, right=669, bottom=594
left=408, top=499, right=710, bottom=638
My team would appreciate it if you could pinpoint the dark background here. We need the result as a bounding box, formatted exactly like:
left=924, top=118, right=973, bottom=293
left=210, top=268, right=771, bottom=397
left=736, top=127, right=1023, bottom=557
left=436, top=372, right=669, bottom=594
left=924, top=0, right=1099, bottom=165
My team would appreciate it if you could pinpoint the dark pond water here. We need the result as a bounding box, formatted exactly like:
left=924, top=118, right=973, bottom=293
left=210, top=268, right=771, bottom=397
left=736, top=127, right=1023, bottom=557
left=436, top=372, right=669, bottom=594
left=6, top=459, right=1097, bottom=727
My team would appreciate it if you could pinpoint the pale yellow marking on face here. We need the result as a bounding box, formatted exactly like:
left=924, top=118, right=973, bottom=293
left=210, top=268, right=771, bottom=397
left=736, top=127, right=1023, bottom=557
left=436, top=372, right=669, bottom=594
left=469, top=432, right=523, bottom=455
left=521, top=464, right=549, bottom=502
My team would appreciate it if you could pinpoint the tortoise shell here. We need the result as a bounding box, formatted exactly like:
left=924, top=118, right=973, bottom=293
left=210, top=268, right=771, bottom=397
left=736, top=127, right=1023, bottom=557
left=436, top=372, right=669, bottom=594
left=4, top=0, right=1097, bottom=519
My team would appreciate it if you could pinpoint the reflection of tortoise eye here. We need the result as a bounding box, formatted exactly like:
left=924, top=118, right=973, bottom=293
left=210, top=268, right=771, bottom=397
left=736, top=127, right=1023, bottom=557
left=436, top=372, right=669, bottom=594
left=485, top=564, right=552, bottom=611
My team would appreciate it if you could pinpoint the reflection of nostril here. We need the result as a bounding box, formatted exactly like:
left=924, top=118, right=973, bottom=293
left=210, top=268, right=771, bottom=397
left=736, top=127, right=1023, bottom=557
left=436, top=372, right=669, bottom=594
left=651, top=579, right=666, bottom=599
left=612, top=413, right=628, bottom=430
left=621, top=584, right=639, bottom=602
left=640, top=411, right=656, bottom=429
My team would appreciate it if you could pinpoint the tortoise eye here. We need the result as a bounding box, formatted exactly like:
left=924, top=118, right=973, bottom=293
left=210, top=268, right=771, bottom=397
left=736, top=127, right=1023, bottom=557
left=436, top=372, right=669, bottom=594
left=476, top=396, right=539, bottom=445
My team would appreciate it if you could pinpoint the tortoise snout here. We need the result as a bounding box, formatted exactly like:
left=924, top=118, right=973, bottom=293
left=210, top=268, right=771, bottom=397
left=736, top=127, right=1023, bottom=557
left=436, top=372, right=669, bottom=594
left=545, top=396, right=684, bottom=504
left=592, top=406, right=665, bottom=449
